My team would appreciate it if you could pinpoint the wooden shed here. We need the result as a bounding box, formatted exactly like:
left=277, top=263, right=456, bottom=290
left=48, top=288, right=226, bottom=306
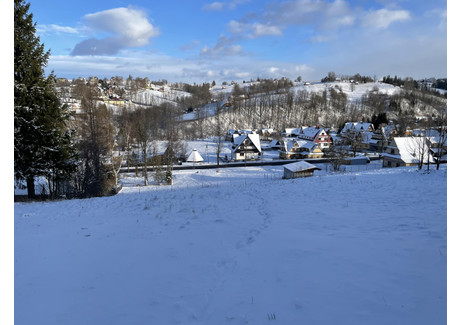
left=283, top=161, right=321, bottom=179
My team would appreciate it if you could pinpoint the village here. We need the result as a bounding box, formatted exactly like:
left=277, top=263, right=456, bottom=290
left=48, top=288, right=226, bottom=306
left=139, top=120, right=446, bottom=181
left=14, top=74, right=447, bottom=198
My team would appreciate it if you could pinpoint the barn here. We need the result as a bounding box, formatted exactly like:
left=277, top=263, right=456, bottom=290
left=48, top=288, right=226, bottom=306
left=283, top=161, right=321, bottom=179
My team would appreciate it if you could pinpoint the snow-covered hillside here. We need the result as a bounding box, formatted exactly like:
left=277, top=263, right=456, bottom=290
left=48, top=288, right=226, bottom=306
left=15, top=164, right=446, bottom=325
left=211, top=81, right=402, bottom=104
left=130, top=87, right=191, bottom=107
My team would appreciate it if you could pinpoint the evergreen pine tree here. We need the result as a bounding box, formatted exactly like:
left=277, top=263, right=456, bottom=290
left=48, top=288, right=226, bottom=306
left=14, top=0, right=77, bottom=199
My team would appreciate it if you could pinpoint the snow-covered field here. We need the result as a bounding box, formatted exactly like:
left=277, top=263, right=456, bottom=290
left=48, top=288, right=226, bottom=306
left=14, top=164, right=447, bottom=325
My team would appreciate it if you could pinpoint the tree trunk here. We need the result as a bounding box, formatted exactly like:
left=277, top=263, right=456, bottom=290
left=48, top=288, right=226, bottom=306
left=26, top=176, right=35, bottom=199
left=143, top=147, right=148, bottom=186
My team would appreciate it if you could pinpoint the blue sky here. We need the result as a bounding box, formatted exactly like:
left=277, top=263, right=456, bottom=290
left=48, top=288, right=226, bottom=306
left=28, top=0, right=447, bottom=83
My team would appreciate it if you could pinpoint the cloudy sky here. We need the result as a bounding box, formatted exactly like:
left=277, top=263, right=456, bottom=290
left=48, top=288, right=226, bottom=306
left=30, top=0, right=447, bottom=83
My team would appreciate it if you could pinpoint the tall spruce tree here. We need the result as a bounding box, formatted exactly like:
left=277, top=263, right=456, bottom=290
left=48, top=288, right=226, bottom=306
left=14, top=0, right=77, bottom=199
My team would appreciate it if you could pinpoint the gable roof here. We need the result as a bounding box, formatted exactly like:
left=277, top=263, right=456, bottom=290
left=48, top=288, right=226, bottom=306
left=300, top=126, right=321, bottom=139
left=341, top=122, right=374, bottom=134
left=282, top=139, right=301, bottom=152
left=393, top=137, right=434, bottom=164
left=269, top=139, right=282, bottom=147
left=232, top=133, right=262, bottom=153
left=283, top=161, right=321, bottom=173
left=282, top=139, right=320, bottom=152
left=300, top=141, right=321, bottom=151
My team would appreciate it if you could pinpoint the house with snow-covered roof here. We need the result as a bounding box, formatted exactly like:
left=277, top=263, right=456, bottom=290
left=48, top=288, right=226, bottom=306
left=339, top=122, right=375, bottom=149
left=427, top=135, right=447, bottom=164
left=282, top=127, right=301, bottom=137
left=268, top=139, right=283, bottom=150
left=279, top=140, right=324, bottom=159
left=231, top=133, right=262, bottom=161
left=369, top=123, right=398, bottom=151
left=299, top=126, right=333, bottom=150
left=260, top=128, right=274, bottom=138
left=340, top=122, right=374, bottom=137
left=225, top=129, right=239, bottom=141
left=357, top=131, right=374, bottom=150
left=381, top=137, right=434, bottom=168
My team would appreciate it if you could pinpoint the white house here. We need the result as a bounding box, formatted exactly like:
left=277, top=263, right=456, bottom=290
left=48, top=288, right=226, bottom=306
left=381, top=137, right=434, bottom=168
left=231, top=134, right=262, bottom=161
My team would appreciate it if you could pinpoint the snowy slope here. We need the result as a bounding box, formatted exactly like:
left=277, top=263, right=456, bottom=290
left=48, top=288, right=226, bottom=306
left=130, top=88, right=191, bottom=106
left=211, top=81, right=402, bottom=105
left=15, top=164, right=447, bottom=325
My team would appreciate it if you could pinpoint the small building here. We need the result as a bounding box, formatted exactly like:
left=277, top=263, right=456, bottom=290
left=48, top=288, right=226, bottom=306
left=283, top=161, right=321, bottom=179
left=186, top=149, right=204, bottom=163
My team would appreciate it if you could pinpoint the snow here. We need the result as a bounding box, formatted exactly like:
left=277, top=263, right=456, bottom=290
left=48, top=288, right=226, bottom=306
left=283, top=161, right=319, bottom=173
left=232, top=133, right=262, bottom=153
left=210, top=81, right=402, bottom=108
left=393, top=137, right=435, bottom=164
left=289, top=81, right=402, bottom=104
left=186, top=149, right=204, bottom=163
left=14, top=163, right=447, bottom=324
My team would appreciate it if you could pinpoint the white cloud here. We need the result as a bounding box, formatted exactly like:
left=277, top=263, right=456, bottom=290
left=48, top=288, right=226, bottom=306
left=202, top=0, right=250, bottom=11
left=226, top=0, right=354, bottom=44
left=202, top=2, right=225, bottom=11
left=295, top=64, right=314, bottom=73
left=264, top=0, right=355, bottom=30
left=228, top=20, right=283, bottom=39
left=47, top=49, right=318, bottom=84
left=200, top=35, right=244, bottom=58
left=309, top=34, right=336, bottom=43
left=200, top=44, right=243, bottom=57
left=228, top=20, right=246, bottom=34
left=71, top=7, right=160, bottom=56
left=362, top=9, right=410, bottom=29
left=251, top=23, right=283, bottom=38
left=424, top=8, right=447, bottom=30
left=37, top=24, right=81, bottom=35
left=180, top=40, right=201, bottom=51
